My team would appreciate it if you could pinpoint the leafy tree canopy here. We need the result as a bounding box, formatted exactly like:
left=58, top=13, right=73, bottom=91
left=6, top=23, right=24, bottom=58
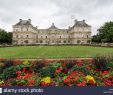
left=92, top=21, right=113, bottom=43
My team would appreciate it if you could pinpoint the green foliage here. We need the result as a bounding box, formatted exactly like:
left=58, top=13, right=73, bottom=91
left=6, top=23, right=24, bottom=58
left=94, top=56, right=109, bottom=71
left=0, top=28, right=12, bottom=44
left=65, top=60, right=76, bottom=69
left=49, top=62, right=62, bottom=68
left=92, top=35, right=101, bottom=43
left=2, top=65, right=18, bottom=80
left=94, top=21, right=113, bottom=43
left=1, top=64, right=32, bottom=80
left=33, top=76, right=41, bottom=86
left=39, top=64, right=57, bottom=78
left=72, top=61, right=92, bottom=75
left=94, top=55, right=113, bottom=71
left=32, top=60, right=46, bottom=73
left=4, top=60, right=13, bottom=68
left=106, top=60, right=113, bottom=70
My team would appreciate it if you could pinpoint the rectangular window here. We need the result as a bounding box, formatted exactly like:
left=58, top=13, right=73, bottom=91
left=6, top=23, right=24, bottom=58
left=27, top=35, right=29, bottom=38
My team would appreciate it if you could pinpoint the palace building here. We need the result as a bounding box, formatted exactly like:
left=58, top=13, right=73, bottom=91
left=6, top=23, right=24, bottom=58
left=12, top=19, right=91, bottom=45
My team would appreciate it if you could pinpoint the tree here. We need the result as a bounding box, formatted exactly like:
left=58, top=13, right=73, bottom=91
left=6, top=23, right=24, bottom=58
left=92, top=35, right=101, bottom=43
left=97, top=21, right=113, bottom=43
left=7, top=32, right=12, bottom=44
left=0, top=28, right=12, bottom=44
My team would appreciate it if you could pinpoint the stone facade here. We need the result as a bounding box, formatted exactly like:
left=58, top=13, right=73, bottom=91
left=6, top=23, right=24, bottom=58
left=13, top=19, right=91, bottom=45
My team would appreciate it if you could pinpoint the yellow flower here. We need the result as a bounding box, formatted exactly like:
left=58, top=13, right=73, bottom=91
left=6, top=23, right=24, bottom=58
left=0, top=80, right=4, bottom=85
left=85, top=75, right=96, bottom=83
left=23, top=60, right=29, bottom=65
left=41, top=77, right=51, bottom=84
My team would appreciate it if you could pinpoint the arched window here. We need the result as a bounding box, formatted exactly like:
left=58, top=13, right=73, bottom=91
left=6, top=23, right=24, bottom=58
left=24, top=40, right=29, bottom=44
left=40, top=40, right=43, bottom=43
left=77, top=40, right=81, bottom=44
left=64, top=40, right=66, bottom=43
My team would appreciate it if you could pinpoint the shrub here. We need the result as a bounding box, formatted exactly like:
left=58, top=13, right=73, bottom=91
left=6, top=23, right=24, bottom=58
left=65, top=59, right=76, bottom=69
left=107, top=61, right=113, bottom=69
left=0, top=60, right=14, bottom=74
left=32, top=60, right=46, bottom=73
left=2, top=65, right=18, bottom=80
left=0, top=62, right=5, bottom=74
left=94, top=56, right=109, bottom=71
left=39, top=65, right=56, bottom=78
left=1, top=63, right=32, bottom=80
left=4, top=60, right=14, bottom=68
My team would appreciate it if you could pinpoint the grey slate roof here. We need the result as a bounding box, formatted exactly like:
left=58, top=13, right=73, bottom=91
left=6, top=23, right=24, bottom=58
left=68, top=20, right=91, bottom=31
left=74, top=20, right=90, bottom=27
left=15, top=19, right=32, bottom=26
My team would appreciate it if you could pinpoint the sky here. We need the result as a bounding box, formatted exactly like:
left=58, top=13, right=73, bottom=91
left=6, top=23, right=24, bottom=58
left=0, top=0, right=113, bottom=35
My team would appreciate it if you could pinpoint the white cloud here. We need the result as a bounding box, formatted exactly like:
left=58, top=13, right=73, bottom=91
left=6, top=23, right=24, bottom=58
left=0, top=0, right=113, bottom=35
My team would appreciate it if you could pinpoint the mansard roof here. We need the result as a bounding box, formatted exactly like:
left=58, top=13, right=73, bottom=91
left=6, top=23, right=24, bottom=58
left=74, top=19, right=90, bottom=27
left=68, top=19, right=91, bottom=31
left=15, top=19, right=32, bottom=26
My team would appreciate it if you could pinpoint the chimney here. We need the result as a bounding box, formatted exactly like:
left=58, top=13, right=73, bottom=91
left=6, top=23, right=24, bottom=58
left=28, top=19, right=31, bottom=23
left=83, top=20, right=85, bottom=22
left=36, top=26, right=38, bottom=29
left=19, top=19, right=22, bottom=22
left=74, top=19, right=77, bottom=24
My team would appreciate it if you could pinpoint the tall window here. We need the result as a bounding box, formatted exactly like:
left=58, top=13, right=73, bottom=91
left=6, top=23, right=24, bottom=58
left=21, top=27, right=23, bottom=31
left=40, top=40, right=43, bottom=43
left=27, top=28, right=28, bottom=31
left=21, top=35, right=23, bottom=38
left=52, top=40, right=54, bottom=43
left=27, top=35, right=29, bottom=38
left=46, top=36, right=47, bottom=39
left=16, top=35, right=18, bottom=38
left=64, top=40, right=66, bottom=43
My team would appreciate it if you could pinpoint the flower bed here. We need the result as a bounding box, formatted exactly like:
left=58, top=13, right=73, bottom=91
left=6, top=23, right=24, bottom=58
left=0, top=57, right=113, bottom=86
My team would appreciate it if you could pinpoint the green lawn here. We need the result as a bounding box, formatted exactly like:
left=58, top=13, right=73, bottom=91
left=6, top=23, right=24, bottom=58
left=0, top=46, right=113, bottom=59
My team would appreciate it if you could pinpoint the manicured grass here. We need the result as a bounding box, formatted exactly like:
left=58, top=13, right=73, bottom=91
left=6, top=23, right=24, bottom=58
left=0, top=46, right=113, bottom=58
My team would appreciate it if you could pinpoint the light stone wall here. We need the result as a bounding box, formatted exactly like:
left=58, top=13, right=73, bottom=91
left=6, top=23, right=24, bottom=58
left=13, top=20, right=91, bottom=45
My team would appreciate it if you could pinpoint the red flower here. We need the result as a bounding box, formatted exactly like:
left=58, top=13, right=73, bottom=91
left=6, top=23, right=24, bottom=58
left=102, top=71, right=109, bottom=75
left=86, top=66, right=90, bottom=70
left=22, top=68, right=26, bottom=72
left=88, top=80, right=95, bottom=85
left=16, top=76, right=24, bottom=80
left=62, top=69, right=68, bottom=74
left=24, top=73, right=30, bottom=78
left=62, top=63, right=66, bottom=67
left=16, top=71, right=22, bottom=75
left=77, top=81, right=87, bottom=86
left=56, top=68, right=62, bottom=73
left=28, top=79, right=35, bottom=86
